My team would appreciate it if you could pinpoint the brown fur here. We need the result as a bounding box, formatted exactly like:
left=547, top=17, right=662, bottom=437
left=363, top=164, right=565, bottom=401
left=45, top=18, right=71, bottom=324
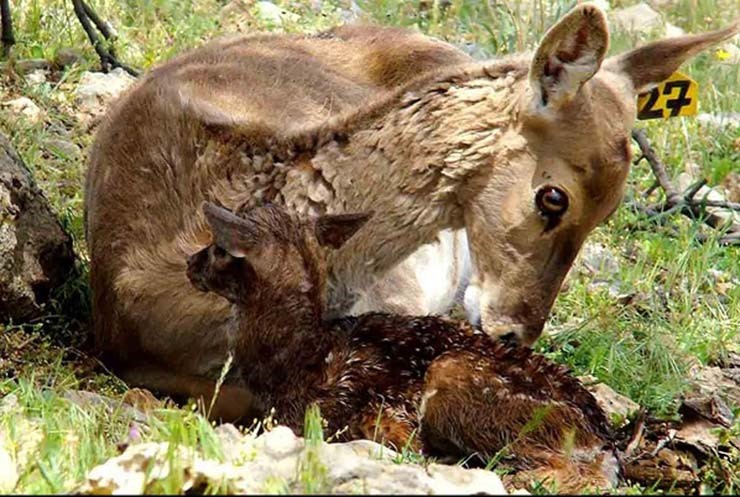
left=187, top=201, right=618, bottom=493
left=84, top=5, right=737, bottom=418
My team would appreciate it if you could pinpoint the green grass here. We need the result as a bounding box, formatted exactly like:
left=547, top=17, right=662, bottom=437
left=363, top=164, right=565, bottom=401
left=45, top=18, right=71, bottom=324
left=0, top=0, right=738, bottom=494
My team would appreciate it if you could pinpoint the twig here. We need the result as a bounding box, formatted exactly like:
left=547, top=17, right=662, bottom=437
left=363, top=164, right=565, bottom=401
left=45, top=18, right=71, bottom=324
left=630, top=129, right=740, bottom=246
left=71, top=0, right=139, bottom=76
left=632, top=129, right=681, bottom=204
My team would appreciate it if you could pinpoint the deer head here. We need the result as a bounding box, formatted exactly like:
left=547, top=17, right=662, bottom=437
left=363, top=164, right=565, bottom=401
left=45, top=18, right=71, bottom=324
left=187, top=202, right=371, bottom=323
left=463, top=4, right=737, bottom=345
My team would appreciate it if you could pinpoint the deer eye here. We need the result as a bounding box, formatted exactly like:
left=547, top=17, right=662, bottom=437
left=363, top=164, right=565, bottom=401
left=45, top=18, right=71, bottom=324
left=535, top=186, right=569, bottom=217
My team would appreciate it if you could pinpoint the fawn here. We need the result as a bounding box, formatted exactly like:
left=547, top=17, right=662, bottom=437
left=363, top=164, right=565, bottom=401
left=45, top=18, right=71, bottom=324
left=187, top=202, right=619, bottom=492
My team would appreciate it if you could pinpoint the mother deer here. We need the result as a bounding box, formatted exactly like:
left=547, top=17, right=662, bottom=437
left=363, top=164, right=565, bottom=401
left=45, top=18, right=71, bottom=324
left=84, top=3, right=737, bottom=419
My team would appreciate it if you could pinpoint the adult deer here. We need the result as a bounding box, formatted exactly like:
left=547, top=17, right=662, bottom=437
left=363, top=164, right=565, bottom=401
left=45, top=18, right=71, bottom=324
left=84, top=3, right=738, bottom=419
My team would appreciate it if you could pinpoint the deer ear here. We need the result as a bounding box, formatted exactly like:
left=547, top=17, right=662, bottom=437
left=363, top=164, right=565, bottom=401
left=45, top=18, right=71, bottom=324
left=315, top=212, right=373, bottom=249
left=604, top=22, right=738, bottom=94
left=202, top=202, right=261, bottom=258
left=529, top=3, right=609, bottom=112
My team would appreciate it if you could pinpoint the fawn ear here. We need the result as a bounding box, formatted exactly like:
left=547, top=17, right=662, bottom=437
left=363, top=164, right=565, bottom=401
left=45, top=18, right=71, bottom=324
left=604, top=21, right=739, bottom=93
left=315, top=212, right=373, bottom=249
left=202, top=202, right=261, bottom=257
left=529, top=2, right=609, bottom=112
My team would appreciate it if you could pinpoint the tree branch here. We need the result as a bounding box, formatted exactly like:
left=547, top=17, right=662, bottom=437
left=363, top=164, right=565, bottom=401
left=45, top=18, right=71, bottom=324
left=630, top=129, right=739, bottom=246
left=72, top=0, right=139, bottom=76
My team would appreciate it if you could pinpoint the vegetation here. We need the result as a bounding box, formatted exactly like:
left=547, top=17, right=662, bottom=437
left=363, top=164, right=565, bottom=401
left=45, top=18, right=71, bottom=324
left=0, top=0, right=737, bottom=494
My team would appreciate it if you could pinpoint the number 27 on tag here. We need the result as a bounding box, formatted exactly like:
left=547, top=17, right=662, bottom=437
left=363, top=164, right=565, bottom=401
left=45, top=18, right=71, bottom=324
left=637, top=72, right=698, bottom=120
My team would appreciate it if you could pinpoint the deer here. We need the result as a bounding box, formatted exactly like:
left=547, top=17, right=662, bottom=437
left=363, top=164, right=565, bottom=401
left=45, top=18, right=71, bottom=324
left=187, top=201, right=619, bottom=493
left=84, top=2, right=739, bottom=421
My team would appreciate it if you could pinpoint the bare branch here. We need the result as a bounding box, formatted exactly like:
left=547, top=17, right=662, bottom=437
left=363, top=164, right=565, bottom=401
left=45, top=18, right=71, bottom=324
left=72, top=0, right=139, bottom=76
left=630, top=128, right=739, bottom=246
left=631, top=129, right=681, bottom=204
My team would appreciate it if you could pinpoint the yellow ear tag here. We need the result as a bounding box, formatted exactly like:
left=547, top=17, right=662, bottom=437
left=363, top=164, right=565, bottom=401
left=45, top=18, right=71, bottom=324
left=637, top=71, right=698, bottom=120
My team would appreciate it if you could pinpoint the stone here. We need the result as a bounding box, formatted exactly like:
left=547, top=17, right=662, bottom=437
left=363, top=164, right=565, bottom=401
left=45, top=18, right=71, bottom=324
left=42, top=138, right=80, bottom=160
left=77, top=426, right=508, bottom=494
left=0, top=133, right=77, bottom=323
left=0, top=434, right=18, bottom=493
left=75, top=68, right=136, bottom=119
left=688, top=366, right=740, bottom=408
left=696, top=112, right=740, bottom=129
left=577, top=242, right=620, bottom=276
left=664, top=22, right=685, bottom=38
left=2, top=97, right=43, bottom=123
left=580, top=376, right=640, bottom=428
left=25, top=69, right=49, bottom=86
left=253, top=1, right=300, bottom=26
left=13, top=59, right=51, bottom=75
left=721, top=171, right=740, bottom=203
left=53, top=48, right=83, bottom=69
left=677, top=172, right=740, bottom=230
left=610, top=3, right=663, bottom=33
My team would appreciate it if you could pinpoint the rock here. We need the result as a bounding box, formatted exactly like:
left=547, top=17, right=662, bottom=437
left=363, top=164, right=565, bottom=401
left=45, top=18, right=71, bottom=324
left=339, top=0, right=364, bottom=23
left=253, top=1, right=300, bottom=26
left=25, top=69, right=49, bottom=86
left=0, top=414, right=43, bottom=493
left=0, top=434, right=18, bottom=493
left=75, top=68, right=136, bottom=119
left=580, top=376, right=639, bottom=428
left=53, top=48, right=83, bottom=69
left=696, top=112, right=740, bottom=129
left=610, top=3, right=663, bottom=33
left=721, top=172, right=740, bottom=203
left=688, top=366, right=740, bottom=408
left=13, top=59, right=51, bottom=75
left=42, top=138, right=80, bottom=160
left=664, top=22, right=685, bottom=38
left=578, top=242, right=620, bottom=275
left=0, top=133, right=77, bottom=322
left=2, top=97, right=43, bottom=123
left=78, top=426, right=507, bottom=494
left=677, top=172, right=740, bottom=231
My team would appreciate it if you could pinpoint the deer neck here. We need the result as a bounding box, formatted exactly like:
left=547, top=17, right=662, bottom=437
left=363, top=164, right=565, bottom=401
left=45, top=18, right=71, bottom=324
left=307, top=68, right=524, bottom=316
left=232, top=292, right=330, bottom=388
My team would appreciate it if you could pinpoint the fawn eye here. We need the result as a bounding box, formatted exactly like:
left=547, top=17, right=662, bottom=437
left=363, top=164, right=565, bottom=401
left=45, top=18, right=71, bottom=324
left=535, top=186, right=569, bottom=217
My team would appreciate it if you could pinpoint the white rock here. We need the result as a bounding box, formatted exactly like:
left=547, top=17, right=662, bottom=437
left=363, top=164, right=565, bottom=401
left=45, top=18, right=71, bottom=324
left=578, top=242, right=620, bottom=275
left=696, top=112, right=740, bottom=129
left=75, top=68, right=136, bottom=118
left=0, top=433, right=18, bottom=493
left=2, top=97, right=43, bottom=123
left=78, top=426, right=507, bottom=494
left=611, top=3, right=663, bottom=32
left=25, top=69, right=49, bottom=86
left=580, top=376, right=639, bottom=427
left=253, top=1, right=300, bottom=26
left=664, top=22, right=685, bottom=38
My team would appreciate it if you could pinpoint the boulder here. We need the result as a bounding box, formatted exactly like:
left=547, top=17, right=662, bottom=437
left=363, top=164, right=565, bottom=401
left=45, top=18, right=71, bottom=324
left=0, top=133, right=76, bottom=322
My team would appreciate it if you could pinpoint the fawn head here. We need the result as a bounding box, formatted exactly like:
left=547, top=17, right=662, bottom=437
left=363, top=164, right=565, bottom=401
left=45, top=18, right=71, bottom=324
left=187, top=202, right=371, bottom=321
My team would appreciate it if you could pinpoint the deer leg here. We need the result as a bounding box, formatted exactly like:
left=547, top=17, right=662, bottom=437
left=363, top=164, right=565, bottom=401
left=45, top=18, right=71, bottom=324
left=119, top=364, right=264, bottom=424
left=353, top=400, right=421, bottom=453
left=0, top=0, right=14, bottom=58
left=418, top=351, right=618, bottom=492
left=71, top=0, right=139, bottom=76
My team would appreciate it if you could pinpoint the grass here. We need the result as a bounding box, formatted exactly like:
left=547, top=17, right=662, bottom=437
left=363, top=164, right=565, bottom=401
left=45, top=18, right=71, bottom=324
left=0, top=0, right=738, bottom=494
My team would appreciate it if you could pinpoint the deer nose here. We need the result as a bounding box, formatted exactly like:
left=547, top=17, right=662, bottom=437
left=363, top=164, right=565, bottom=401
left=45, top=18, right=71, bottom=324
left=486, top=321, right=539, bottom=347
